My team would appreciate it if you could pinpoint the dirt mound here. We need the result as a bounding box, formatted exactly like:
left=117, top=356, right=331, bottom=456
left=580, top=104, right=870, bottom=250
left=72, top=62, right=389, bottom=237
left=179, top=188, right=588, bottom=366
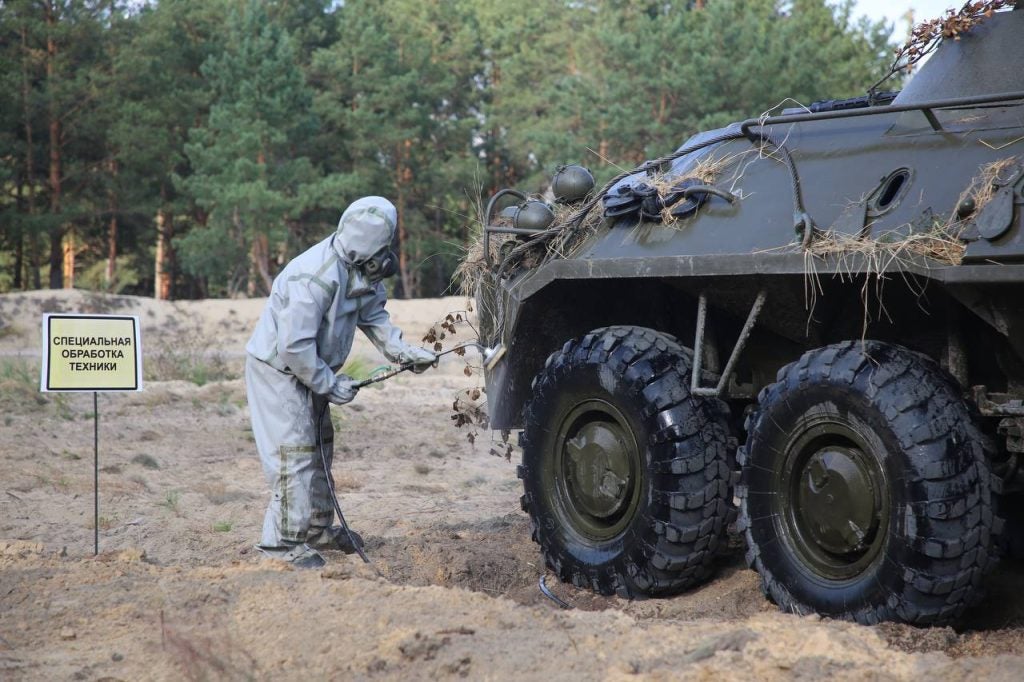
left=4, top=547, right=1024, bottom=681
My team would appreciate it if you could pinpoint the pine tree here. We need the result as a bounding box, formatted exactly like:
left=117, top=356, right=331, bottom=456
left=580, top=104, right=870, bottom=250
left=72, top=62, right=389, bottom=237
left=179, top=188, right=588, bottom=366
left=0, top=0, right=902, bottom=298
left=1, top=1, right=111, bottom=289
left=180, top=0, right=319, bottom=297
left=105, top=0, right=228, bottom=298
left=311, top=0, right=480, bottom=297
left=478, top=0, right=893, bottom=188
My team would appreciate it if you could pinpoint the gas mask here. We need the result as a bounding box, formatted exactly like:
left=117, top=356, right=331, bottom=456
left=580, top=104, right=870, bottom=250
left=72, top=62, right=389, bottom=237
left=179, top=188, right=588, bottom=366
left=334, top=196, right=399, bottom=297
left=346, top=246, right=399, bottom=297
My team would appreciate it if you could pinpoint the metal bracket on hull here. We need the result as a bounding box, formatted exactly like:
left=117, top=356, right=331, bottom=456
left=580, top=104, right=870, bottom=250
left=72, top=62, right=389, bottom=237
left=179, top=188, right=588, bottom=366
left=691, top=290, right=768, bottom=398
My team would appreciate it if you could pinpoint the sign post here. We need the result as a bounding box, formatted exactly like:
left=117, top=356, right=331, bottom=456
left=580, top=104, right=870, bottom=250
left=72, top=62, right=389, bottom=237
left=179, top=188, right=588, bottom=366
left=40, top=314, right=143, bottom=555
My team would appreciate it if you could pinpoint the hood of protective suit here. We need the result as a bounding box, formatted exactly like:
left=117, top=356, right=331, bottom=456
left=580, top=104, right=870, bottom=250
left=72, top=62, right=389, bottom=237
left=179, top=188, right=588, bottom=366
left=334, top=196, right=397, bottom=264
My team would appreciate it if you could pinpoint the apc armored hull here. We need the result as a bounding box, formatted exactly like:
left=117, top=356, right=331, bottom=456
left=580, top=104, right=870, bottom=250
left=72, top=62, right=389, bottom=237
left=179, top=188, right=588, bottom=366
left=477, top=10, right=1024, bottom=625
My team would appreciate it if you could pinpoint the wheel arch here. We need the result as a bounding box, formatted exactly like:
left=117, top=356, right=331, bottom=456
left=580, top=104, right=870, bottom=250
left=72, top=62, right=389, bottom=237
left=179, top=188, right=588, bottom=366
left=487, top=271, right=837, bottom=430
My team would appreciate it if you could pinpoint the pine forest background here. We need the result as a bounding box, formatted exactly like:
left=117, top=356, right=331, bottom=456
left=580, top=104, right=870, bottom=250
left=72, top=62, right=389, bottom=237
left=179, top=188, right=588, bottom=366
left=0, top=0, right=899, bottom=300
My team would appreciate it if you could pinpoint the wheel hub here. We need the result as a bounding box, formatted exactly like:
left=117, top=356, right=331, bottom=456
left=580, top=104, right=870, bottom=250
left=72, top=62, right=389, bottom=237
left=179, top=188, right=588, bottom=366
left=550, top=400, right=643, bottom=542
left=565, top=422, right=632, bottom=519
left=796, top=447, right=879, bottom=555
left=776, top=418, right=891, bottom=582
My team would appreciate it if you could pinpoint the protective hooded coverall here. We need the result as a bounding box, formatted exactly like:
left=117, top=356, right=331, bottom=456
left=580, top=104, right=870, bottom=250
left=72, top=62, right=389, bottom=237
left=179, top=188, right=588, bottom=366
left=245, top=196, right=433, bottom=565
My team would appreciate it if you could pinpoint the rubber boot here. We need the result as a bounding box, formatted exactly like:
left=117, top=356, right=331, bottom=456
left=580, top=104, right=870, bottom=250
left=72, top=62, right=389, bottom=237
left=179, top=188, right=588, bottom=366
left=306, top=526, right=364, bottom=554
left=257, top=543, right=326, bottom=569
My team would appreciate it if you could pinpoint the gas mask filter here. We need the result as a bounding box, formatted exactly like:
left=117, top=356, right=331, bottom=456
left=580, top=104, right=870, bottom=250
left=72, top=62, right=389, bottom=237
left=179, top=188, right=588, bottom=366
left=361, top=247, right=398, bottom=283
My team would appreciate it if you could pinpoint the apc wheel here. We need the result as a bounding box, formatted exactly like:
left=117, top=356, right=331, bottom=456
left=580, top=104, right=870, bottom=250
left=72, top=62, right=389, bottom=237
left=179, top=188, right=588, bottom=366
left=518, top=326, right=734, bottom=597
left=739, top=341, right=996, bottom=625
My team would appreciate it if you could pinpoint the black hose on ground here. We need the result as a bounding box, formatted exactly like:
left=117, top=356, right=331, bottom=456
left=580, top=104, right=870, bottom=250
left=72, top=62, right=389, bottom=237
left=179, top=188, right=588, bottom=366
left=539, top=575, right=572, bottom=609
left=316, top=401, right=372, bottom=565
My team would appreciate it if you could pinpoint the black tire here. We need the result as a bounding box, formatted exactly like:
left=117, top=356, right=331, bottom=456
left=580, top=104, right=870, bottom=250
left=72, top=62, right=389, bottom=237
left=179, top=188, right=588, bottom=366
left=518, top=325, right=734, bottom=597
left=738, top=340, right=997, bottom=625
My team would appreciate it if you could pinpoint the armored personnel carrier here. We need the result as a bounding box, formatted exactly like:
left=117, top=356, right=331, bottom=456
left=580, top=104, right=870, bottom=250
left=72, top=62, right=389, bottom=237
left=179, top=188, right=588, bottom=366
left=473, top=7, right=1024, bottom=625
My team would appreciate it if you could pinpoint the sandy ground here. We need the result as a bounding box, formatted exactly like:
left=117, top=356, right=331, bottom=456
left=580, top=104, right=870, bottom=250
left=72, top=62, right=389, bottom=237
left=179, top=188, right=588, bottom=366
left=2, top=289, right=1024, bottom=680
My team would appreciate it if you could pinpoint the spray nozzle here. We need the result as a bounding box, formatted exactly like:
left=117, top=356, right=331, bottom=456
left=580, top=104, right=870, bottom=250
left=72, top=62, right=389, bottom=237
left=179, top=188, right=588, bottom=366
left=479, top=343, right=507, bottom=372
left=351, top=341, right=506, bottom=389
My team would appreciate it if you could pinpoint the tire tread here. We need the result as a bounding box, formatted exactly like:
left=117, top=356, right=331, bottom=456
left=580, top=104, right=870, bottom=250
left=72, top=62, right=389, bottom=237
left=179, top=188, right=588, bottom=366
left=738, top=340, right=996, bottom=625
left=521, top=325, right=733, bottom=597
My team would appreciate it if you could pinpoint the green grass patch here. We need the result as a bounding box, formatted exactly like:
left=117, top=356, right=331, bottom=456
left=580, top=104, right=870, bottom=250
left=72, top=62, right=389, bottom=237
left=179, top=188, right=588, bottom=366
left=90, top=515, right=117, bottom=531
left=131, top=453, right=160, bottom=469
left=0, top=358, right=46, bottom=412
left=52, top=393, right=75, bottom=420
left=340, top=356, right=378, bottom=382
left=162, top=490, right=181, bottom=513
left=0, top=322, right=22, bottom=341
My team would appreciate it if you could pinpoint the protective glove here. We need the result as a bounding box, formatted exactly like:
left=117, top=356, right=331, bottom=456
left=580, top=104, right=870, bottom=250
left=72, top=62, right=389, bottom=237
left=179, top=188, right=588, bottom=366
left=399, top=346, right=437, bottom=374
left=327, top=374, right=359, bottom=405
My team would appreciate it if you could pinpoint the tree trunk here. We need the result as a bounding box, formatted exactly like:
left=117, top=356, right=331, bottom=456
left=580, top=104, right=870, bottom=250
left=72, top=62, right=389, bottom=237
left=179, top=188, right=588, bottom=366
left=106, top=213, right=118, bottom=289
left=412, top=239, right=422, bottom=299
left=236, top=206, right=258, bottom=298
left=248, top=233, right=272, bottom=297
left=62, top=228, right=75, bottom=289
left=154, top=180, right=174, bottom=300
left=30, top=233, right=41, bottom=289
left=13, top=184, right=24, bottom=290
left=395, top=140, right=417, bottom=299
left=106, top=159, right=118, bottom=289
left=247, top=250, right=256, bottom=297
left=49, top=229, right=62, bottom=289
left=256, top=234, right=272, bottom=294
left=14, top=236, right=25, bottom=288
left=248, top=148, right=273, bottom=297
left=20, top=23, right=36, bottom=291
left=396, top=192, right=409, bottom=299
left=154, top=207, right=169, bottom=300
left=46, top=1, right=64, bottom=290
left=164, top=211, right=175, bottom=299
left=14, top=233, right=24, bottom=290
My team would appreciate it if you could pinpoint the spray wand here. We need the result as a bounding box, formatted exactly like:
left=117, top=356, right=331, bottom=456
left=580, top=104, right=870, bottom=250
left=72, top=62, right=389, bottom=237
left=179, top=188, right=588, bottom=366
left=353, top=342, right=507, bottom=388
left=316, top=340, right=506, bottom=565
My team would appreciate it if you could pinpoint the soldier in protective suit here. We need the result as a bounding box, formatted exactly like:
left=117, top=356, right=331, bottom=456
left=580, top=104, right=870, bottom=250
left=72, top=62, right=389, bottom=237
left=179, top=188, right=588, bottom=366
left=245, top=196, right=435, bottom=568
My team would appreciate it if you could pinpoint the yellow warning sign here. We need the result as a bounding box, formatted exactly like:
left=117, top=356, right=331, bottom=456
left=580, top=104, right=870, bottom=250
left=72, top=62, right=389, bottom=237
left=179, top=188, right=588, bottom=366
left=41, top=314, right=142, bottom=392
